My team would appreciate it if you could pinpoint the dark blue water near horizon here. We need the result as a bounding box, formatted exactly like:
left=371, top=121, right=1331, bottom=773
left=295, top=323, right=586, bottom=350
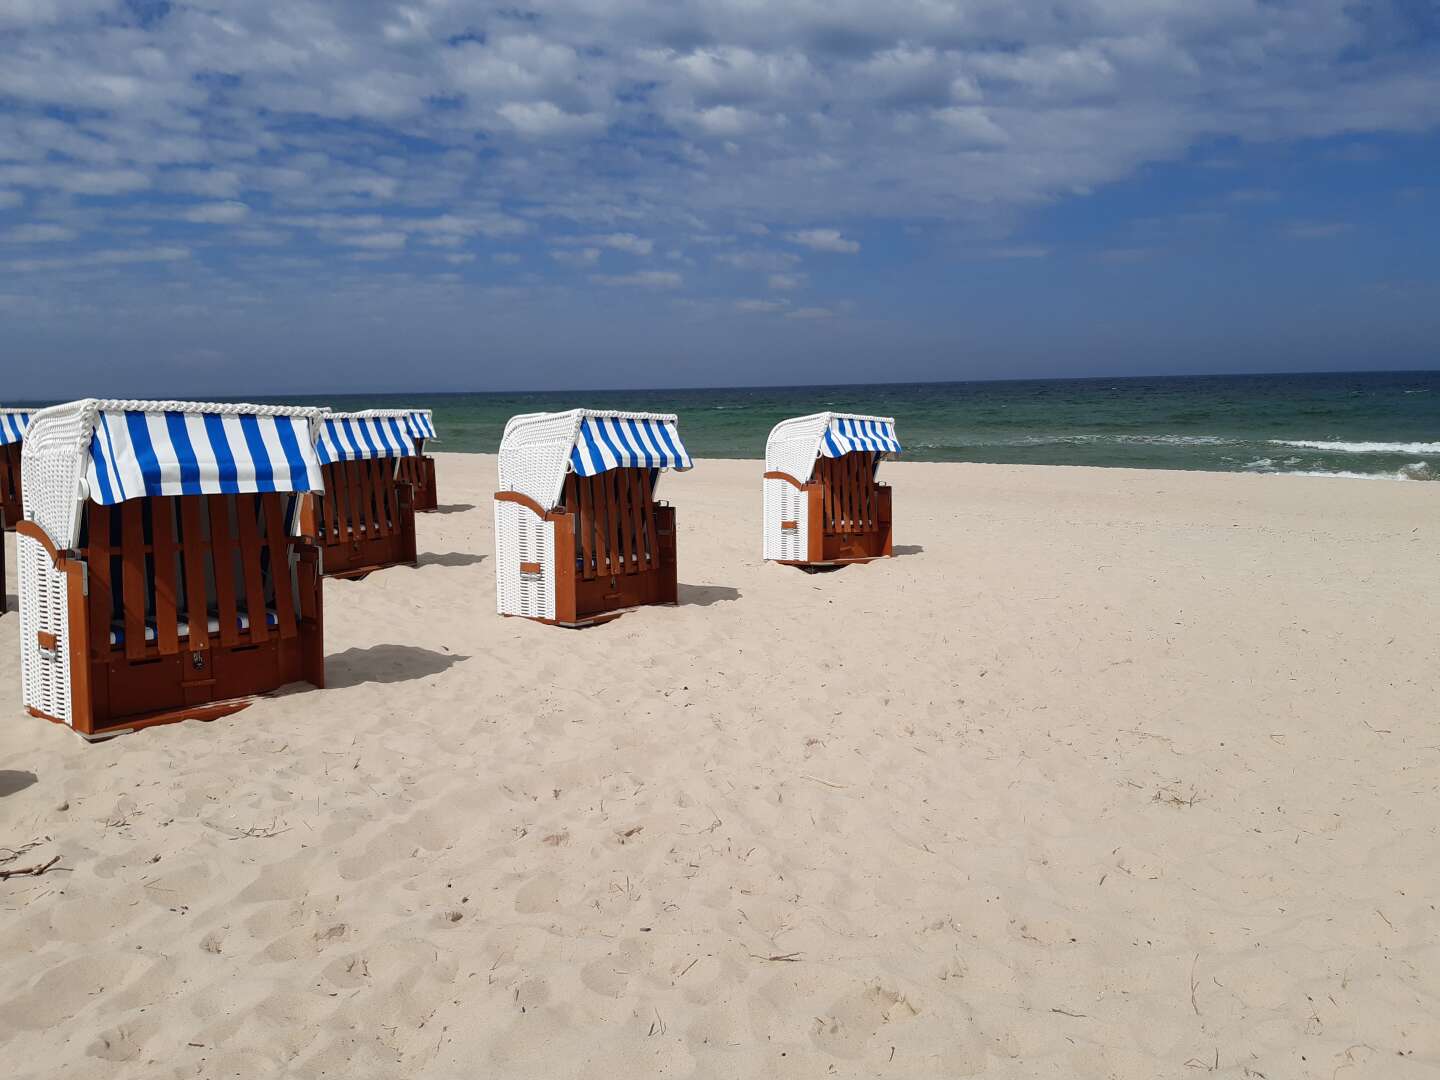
left=11, top=370, right=1440, bottom=479
left=315, top=370, right=1440, bottom=480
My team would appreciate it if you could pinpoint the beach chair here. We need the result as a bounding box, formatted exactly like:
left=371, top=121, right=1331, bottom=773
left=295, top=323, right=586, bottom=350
left=15, top=400, right=327, bottom=739
left=763, top=413, right=901, bottom=567
left=382, top=409, right=440, bottom=513
left=1, top=408, right=28, bottom=531
left=300, top=410, right=419, bottom=579
left=1, top=409, right=30, bottom=614
left=495, top=409, right=692, bottom=626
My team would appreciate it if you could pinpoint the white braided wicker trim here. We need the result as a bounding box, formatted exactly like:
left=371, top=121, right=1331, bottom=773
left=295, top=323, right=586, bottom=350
left=498, top=409, right=680, bottom=514
left=18, top=530, right=72, bottom=725
left=494, top=498, right=555, bottom=619
left=762, top=477, right=809, bottom=562
left=764, top=411, right=897, bottom=484
left=346, top=409, right=415, bottom=420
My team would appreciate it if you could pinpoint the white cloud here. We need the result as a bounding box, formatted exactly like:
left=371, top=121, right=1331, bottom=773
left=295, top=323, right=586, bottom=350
left=4, top=245, right=189, bottom=273
left=0, top=0, right=1436, bottom=362
left=551, top=247, right=602, bottom=266
left=786, top=228, right=860, bottom=254
left=717, top=250, right=801, bottom=272
left=591, top=271, right=683, bottom=288
left=989, top=246, right=1051, bottom=259
left=181, top=201, right=250, bottom=225
left=497, top=102, right=607, bottom=138
left=2, top=223, right=77, bottom=243
left=1288, top=221, right=1355, bottom=239
left=338, top=232, right=408, bottom=250
left=593, top=233, right=653, bottom=256
left=735, top=298, right=788, bottom=313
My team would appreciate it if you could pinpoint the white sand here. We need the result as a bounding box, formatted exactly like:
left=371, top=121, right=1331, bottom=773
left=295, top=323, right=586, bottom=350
left=2, top=455, right=1438, bottom=1078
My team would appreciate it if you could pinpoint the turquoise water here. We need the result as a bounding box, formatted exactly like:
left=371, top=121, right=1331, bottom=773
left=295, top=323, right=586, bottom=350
left=301, top=371, right=1439, bottom=480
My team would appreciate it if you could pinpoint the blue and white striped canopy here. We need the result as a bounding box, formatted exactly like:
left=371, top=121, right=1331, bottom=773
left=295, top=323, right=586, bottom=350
left=0, top=411, right=30, bottom=446
left=406, top=410, right=437, bottom=441
left=569, top=414, right=692, bottom=477
left=86, top=408, right=324, bottom=506
left=316, top=414, right=418, bottom=465
left=820, top=416, right=902, bottom=458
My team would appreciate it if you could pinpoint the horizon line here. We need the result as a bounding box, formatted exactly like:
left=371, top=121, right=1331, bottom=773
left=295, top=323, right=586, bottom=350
left=5, top=367, right=1437, bottom=408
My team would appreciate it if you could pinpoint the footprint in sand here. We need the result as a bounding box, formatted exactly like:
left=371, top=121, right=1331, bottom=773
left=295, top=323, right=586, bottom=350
left=811, top=984, right=920, bottom=1059
left=514, top=871, right=561, bottom=913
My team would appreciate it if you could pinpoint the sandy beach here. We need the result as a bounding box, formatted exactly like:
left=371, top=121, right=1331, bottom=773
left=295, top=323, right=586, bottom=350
left=1, top=453, right=1437, bottom=1078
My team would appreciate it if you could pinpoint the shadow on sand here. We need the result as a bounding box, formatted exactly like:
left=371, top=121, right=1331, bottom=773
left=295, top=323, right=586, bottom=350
left=0, top=770, right=39, bottom=798
left=415, top=551, right=487, bottom=568
left=428, top=503, right=477, bottom=515
left=325, top=644, right=468, bottom=688
left=679, top=584, right=742, bottom=607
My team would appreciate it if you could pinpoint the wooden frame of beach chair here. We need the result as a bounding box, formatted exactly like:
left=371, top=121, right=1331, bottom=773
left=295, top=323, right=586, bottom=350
left=380, top=410, right=439, bottom=513
left=0, top=410, right=26, bottom=530
left=0, top=410, right=26, bottom=615
left=300, top=411, right=419, bottom=580
left=494, top=410, right=692, bottom=627
left=762, top=413, right=901, bottom=568
left=16, top=400, right=327, bottom=739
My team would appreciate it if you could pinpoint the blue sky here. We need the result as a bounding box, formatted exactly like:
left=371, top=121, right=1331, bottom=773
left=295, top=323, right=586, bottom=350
left=2, top=0, right=1438, bottom=397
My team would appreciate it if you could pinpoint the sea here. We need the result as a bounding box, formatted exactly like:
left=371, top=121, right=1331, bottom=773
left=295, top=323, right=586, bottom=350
left=11, top=370, right=1438, bottom=480
left=308, top=370, right=1439, bottom=481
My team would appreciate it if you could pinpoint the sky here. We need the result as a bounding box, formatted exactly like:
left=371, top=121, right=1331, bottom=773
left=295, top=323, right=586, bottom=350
left=2, top=0, right=1439, bottom=398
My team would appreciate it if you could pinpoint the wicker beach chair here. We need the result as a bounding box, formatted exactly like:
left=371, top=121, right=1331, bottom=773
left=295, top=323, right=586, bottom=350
left=763, top=412, right=901, bottom=567
left=15, top=400, right=327, bottom=739
left=362, top=408, right=439, bottom=513
left=300, top=410, right=419, bottom=579
left=1, top=408, right=30, bottom=614
left=1, top=408, right=28, bottom=531
left=494, top=409, right=693, bottom=626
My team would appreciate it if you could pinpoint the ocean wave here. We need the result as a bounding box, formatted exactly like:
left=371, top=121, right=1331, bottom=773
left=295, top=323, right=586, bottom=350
left=1269, top=439, right=1440, bottom=454
left=1245, top=461, right=1436, bottom=481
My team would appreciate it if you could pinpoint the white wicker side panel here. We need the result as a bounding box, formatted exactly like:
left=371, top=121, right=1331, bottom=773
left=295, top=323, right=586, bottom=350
left=763, top=478, right=808, bottom=562
left=494, top=499, right=556, bottom=620
left=765, top=413, right=829, bottom=488
left=17, top=532, right=72, bottom=726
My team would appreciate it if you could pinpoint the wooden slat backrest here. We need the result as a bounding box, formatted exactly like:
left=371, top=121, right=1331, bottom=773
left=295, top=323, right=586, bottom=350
left=180, top=498, right=210, bottom=649
left=151, top=497, right=181, bottom=656
left=559, top=468, right=664, bottom=579
left=87, top=504, right=114, bottom=659
left=262, top=493, right=298, bottom=639
left=120, top=502, right=148, bottom=661
left=234, top=495, right=270, bottom=645
left=319, top=459, right=405, bottom=543
left=381, top=460, right=400, bottom=535
left=359, top=461, right=379, bottom=538
left=207, top=497, right=242, bottom=648
left=818, top=453, right=881, bottom=536
left=80, top=493, right=299, bottom=657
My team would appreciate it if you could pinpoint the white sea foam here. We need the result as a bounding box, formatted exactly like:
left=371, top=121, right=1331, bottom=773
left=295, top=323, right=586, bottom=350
left=1269, top=439, right=1440, bottom=454
left=1244, top=461, right=1436, bottom=481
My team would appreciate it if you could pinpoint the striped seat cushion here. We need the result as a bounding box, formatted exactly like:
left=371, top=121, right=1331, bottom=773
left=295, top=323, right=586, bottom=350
left=109, top=609, right=279, bottom=647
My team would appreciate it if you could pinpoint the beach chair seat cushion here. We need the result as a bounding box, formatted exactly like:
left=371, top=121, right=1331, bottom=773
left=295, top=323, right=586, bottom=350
left=109, top=610, right=279, bottom=647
